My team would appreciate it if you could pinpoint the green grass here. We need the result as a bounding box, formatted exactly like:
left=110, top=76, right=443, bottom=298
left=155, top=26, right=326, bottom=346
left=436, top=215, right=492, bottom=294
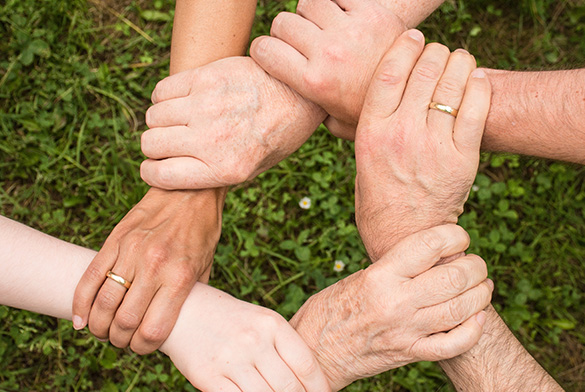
left=1, top=0, right=585, bottom=390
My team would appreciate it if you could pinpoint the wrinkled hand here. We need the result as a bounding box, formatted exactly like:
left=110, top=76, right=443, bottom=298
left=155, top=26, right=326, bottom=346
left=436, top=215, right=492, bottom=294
left=291, top=225, right=493, bottom=391
left=161, top=283, right=331, bottom=392
left=140, top=56, right=325, bottom=190
left=354, top=30, right=491, bottom=260
left=72, top=187, right=225, bottom=354
left=251, top=0, right=405, bottom=140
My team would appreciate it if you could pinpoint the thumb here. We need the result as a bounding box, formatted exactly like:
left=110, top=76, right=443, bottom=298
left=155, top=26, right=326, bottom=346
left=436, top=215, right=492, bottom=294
left=376, top=224, right=470, bottom=279
left=140, top=157, right=225, bottom=190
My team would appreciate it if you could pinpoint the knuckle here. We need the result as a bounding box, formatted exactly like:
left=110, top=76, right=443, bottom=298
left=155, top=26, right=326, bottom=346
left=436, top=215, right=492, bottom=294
left=322, top=44, right=347, bottom=63
left=144, top=245, right=169, bottom=266
left=437, top=77, right=462, bottom=95
left=95, top=289, right=121, bottom=311
left=295, top=355, right=320, bottom=378
left=374, top=61, right=404, bottom=87
left=302, top=70, right=328, bottom=92
left=281, top=379, right=304, bottom=392
left=84, top=263, right=107, bottom=284
left=139, top=323, right=167, bottom=345
left=414, top=63, right=442, bottom=82
left=418, top=229, right=445, bottom=252
left=446, top=264, right=468, bottom=292
left=115, top=310, right=142, bottom=331
left=447, top=298, right=465, bottom=324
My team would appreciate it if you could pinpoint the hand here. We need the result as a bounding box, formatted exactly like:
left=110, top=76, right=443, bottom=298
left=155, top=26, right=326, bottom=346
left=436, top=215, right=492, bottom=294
left=161, top=283, right=331, bottom=392
left=72, top=187, right=225, bottom=354
left=354, top=30, right=491, bottom=261
left=250, top=0, right=406, bottom=140
left=140, top=56, right=325, bottom=190
left=291, top=224, right=493, bottom=391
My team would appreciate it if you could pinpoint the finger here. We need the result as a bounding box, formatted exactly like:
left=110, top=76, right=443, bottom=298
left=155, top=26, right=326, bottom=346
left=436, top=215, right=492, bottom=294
left=72, top=244, right=120, bottom=330
left=270, top=12, right=321, bottom=56
left=88, top=264, right=135, bottom=340
left=230, top=368, right=274, bottom=392
left=296, top=0, right=346, bottom=29
left=453, top=68, right=491, bottom=156
left=331, top=0, right=357, bottom=12
left=108, top=276, right=158, bottom=349
left=150, top=69, right=197, bottom=104
left=145, top=97, right=193, bottom=128
left=130, top=285, right=192, bottom=354
left=323, top=116, right=356, bottom=141
left=419, top=279, right=493, bottom=333
left=256, top=353, right=305, bottom=392
left=140, top=157, right=223, bottom=190
left=400, top=42, right=451, bottom=116
left=413, top=310, right=487, bottom=361
left=376, top=224, right=470, bottom=279
left=411, top=254, right=488, bottom=307
left=359, top=29, right=425, bottom=122
left=250, top=36, right=307, bottom=94
left=428, top=49, right=477, bottom=138
left=275, top=329, right=330, bottom=392
left=196, top=377, right=243, bottom=392
left=141, top=126, right=198, bottom=160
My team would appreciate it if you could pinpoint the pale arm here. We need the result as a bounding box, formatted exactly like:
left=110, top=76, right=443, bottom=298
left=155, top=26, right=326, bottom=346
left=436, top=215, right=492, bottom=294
left=1, top=215, right=330, bottom=391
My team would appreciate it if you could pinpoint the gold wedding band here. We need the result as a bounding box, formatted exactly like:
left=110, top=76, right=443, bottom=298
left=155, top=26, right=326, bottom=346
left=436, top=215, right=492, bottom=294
left=106, top=271, right=132, bottom=289
left=429, top=102, right=459, bottom=118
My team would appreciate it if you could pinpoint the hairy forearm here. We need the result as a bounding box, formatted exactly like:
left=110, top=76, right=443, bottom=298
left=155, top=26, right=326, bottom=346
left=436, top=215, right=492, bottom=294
left=440, top=305, right=562, bottom=391
left=482, top=68, right=585, bottom=164
left=376, top=0, right=444, bottom=27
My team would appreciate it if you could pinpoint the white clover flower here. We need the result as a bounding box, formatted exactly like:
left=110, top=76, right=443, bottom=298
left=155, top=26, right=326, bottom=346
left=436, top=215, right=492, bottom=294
left=472, top=185, right=480, bottom=192
left=299, top=197, right=312, bottom=210
left=333, top=260, right=346, bottom=272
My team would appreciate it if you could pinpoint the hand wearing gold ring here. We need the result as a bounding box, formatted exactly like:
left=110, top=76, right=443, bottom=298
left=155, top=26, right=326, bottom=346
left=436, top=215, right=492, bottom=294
left=429, top=101, right=459, bottom=117
left=354, top=30, right=492, bottom=260
left=106, top=271, right=132, bottom=289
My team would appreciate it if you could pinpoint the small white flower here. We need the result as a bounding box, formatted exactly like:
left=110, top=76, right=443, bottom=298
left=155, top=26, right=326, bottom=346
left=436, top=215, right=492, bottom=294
left=299, top=197, right=312, bottom=210
left=472, top=185, right=480, bottom=192
left=333, top=260, right=346, bottom=272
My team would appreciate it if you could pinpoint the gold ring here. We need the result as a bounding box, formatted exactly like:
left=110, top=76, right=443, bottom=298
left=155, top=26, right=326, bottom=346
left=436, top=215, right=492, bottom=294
left=429, top=102, right=459, bottom=118
left=106, top=271, right=132, bottom=289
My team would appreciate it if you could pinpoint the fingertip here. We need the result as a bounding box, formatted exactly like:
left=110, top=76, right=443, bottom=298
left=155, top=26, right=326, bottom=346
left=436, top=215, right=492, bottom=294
left=250, top=35, right=269, bottom=59
left=475, top=310, right=487, bottom=327
left=406, top=29, right=424, bottom=42
left=471, top=68, right=487, bottom=79
left=72, top=315, right=86, bottom=330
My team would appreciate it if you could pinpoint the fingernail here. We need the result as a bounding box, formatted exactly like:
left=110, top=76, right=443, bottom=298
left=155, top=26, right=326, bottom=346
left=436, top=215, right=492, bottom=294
left=487, top=278, right=494, bottom=290
left=97, top=337, right=108, bottom=343
left=472, top=69, right=486, bottom=78
left=72, top=315, right=85, bottom=330
left=476, top=311, right=487, bottom=327
left=455, top=48, right=469, bottom=54
left=407, top=29, right=424, bottom=42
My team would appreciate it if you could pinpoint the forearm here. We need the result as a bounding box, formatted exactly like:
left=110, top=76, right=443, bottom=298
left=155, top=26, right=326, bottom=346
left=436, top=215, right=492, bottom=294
left=483, top=68, right=585, bottom=164
left=440, top=305, right=562, bottom=391
left=377, top=0, right=444, bottom=27
left=170, top=0, right=257, bottom=74
left=154, top=0, right=258, bottom=277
